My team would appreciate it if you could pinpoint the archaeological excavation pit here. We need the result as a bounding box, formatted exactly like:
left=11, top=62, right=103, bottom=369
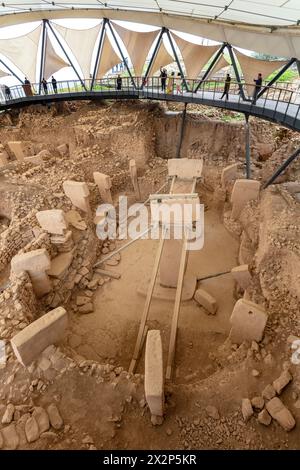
left=0, top=6, right=300, bottom=450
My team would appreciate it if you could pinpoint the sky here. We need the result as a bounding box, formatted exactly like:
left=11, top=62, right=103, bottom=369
left=0, top=18, right=245, bottom=87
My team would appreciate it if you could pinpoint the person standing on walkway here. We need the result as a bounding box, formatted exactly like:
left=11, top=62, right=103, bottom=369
left=51, top=76, right=57, bottom=94
left=160, top=67, right=167, bottom=92
left=41, top=77, right=48, bottom=94
left=220, top=73, right=231, bottom=100
left=175, top=72, right=183, bottom=94
left=116, top=74, right=122, bottom=91
left=253, top=73, right=262, bottom=104
left=167, top=71, right=175, bottom=93
left=4, top=85, right=12, bottom=101
left=24, top=77, right=30, bottom=85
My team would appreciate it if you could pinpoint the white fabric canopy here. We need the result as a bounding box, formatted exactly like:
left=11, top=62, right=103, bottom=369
left=148, top=41, right=174, bottom=76
left=206, top=55, right=230, bottom=79
left=96, top=33, right=121, bottom=78
left=0, top=8, right=299, bottom=58
left=172, top=33, right=219, bottom=79
left=0, top=69, right=10, bottom=78
left=53, top=22, right=100, bottom=78
left=112, top=22, right=158, bottom=76
left=234, top=49, right=288, bottom=97
left=0, top=1, right=299, bottom=27
left=0, top=25, right=41, bottom=82
left=44, top=31, right=69, bottom=80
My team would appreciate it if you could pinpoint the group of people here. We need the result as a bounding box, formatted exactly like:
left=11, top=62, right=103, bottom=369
left=220, top=72, right=263, bottom=104
left=40, top=76, right=58, bottom=94
left=160, top=68, right=184, bottom=94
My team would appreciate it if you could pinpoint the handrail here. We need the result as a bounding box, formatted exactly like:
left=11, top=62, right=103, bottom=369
left=2, top=76, right=298, bottom=98
left=0, top=76, right=299, bottom=131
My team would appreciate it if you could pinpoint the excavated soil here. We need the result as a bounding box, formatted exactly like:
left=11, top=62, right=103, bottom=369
left=0, top=100, right=299, bottom=450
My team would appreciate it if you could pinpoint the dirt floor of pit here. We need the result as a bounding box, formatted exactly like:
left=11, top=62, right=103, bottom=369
left=66, top=190, right=239, bottom=383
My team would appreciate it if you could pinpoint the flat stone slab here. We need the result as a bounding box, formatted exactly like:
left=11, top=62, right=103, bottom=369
left=36, top=209, right=68, bottom=235
left=229, top=298, right=267, bottom=344
left=10, top=306, right=68, bottom=366
left=11, top=248, right=51, bottom=274
left=194, top=287, right=217, bottom=314
left=47, top=251, right=74, bottom=278
left=168, top=158, right=203, bottom=179
left=231, top=179, right=260, bottom=220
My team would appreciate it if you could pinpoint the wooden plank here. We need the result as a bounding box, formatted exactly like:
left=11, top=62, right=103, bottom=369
left=165, top=237, right=188, bottom=380
left=129, top=235, right=165, bottom=374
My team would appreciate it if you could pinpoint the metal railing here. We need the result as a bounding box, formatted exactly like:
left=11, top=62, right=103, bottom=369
left=0, top=76, right=299, bottom=130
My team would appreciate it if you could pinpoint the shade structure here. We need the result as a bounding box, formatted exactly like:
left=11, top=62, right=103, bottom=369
left=206, top=55, right=230, bottom=79
left=96, top=33, right=121, bottom=78
left=53, top=22, right=101, bottom=78
left=148, top=41, right=174, bottom=76
left=0, top=4, right=299, bottom=59
left=234, top=49, right=289, bottom=97
left=44, top=31, right=69, bottom=80
left=172, top=33, right=219, bottom=79
left=0, top=69, right=10, bottom=79
left=112, top=22, right=159, bottom=76
left=0, top=25, right=41, bottom=82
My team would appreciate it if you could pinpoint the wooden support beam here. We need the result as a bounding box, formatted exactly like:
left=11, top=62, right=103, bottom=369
left=129, top=235, right=165, bottom=374
left=165, top=237, right=188, bottom=380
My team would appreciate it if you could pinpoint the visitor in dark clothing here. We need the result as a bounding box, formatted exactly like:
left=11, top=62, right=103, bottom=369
left=220, top=74, right=231, bottom=100
left=116, top=74, right=122, bottom=90
left=253, top=73, right=262, bottom=104
left=41, top=77, right=48, bottom=94
left=52, top=76, right=57, bottom=93
left=160, top=67, right=167, bottom=92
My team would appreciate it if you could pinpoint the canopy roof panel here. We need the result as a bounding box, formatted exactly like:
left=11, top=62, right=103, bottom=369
left=0, top=1, right=299, bottom=27
left=0, top=2, right=299, bottom=58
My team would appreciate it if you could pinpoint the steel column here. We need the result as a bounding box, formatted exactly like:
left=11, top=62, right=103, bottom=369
left=142, top=28, right=164, bottom=89
left=91, top=18, right=107, bottom=90
left=46, top=20, right=86, bottom=90
left=107, top=20, right=136, bottom=89
left=226, top=43, right=247, bottom=101
left=257, top=58, right=296, bottom=98
left=176, top=103, right=188, bottom=158
left=263, top=146, right=300, bottom=188
left=0, top=58, right=23, bottom=84
left=165, top=29, right=189, bottom=92
left=194, top=43, right=226, bottom=93
left=38, top=19, right=47, bottom=94
left=245, top=113, right=251, bottom=179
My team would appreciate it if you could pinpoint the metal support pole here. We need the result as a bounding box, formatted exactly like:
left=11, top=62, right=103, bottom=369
left=38, top=19, right=47, bottom=94
left=245, top=113, right=251, bottom=179
left=297, top=60, right=300, bottom=76
left=194, top=43, right=226, bottom=93
left=107, top=20, right=136, bottom=89
left=142, top=28, right=164, bottom=89
left=176, top=102, right=187, bottom=158
left=46, top=20, right=86, bottom=90
left=257, top=58, right=296, bottom=98
left=165, top=29, right=189, bottom=92
left=91, top=18, right=107, bottom=90
left=0, top=58, right=23, bottom=84
left=226, top=43, right=246, bottom=101
left=263, top=146, right=300, bottom=188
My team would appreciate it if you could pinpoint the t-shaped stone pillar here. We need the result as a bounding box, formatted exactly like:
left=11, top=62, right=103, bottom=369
left=129, top=159, right=141, bottom=201
left=36, top=209, right=68, bottom=235
left=62, top=180, right=91, bottom=215
left=7, top=141, right=25, bottom=162
left=230, top=179, right=260, bottom=220
left=93, top=172, right=113, bottom=204
left=11, top=248, right=52, bottom=297
left=145, top=330, right=164, bottom=419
